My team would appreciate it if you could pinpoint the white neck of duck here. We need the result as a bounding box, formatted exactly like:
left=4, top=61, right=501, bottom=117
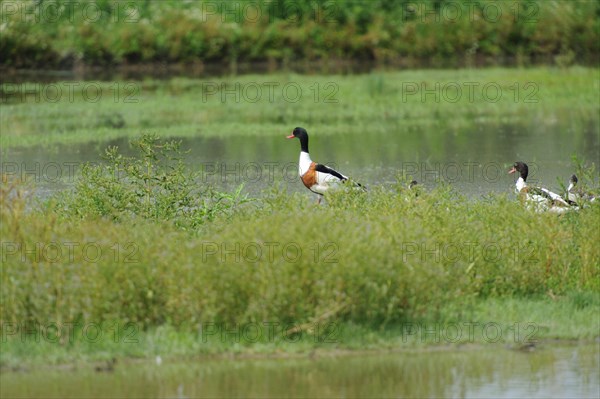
left=299, top=151, right=312, bottom=176
left=516, top=177, right=526, bottom=192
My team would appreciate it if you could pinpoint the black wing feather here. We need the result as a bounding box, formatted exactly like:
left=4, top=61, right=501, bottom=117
left=315, top=163, right=367, bottom=190
left=315, top=163, right=347, bottom=181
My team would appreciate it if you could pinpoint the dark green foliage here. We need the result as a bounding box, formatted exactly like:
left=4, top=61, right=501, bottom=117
left=1, top=0, right=598, bottom=68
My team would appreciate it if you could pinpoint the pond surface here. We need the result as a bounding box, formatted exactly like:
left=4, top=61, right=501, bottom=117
left=4, top=116, right=599, bottom=200
left=3, top=67, right=599, bottom=200
left=1, top=343, right=598, bottom=398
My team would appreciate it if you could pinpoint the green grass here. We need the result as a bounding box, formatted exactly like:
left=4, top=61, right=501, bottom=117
left=1, top=296, right=598, bottom=370
left=1, top=139, right=599, bottom=369
left=3, top=147, right=599, bottom=328
left=2, top=66, right=599, bottom=149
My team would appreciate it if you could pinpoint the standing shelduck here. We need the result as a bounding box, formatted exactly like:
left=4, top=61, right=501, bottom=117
left=508, top=161, right=574, bottom=213
left=287, top=127, right=363, bottom=200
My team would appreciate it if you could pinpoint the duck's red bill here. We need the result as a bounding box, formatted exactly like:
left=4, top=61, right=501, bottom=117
left=286, top=134, right=295, bottom=139
left=508, top=167, right=516, bottom=174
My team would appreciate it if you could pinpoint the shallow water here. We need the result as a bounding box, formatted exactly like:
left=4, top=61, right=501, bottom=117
left=1, top=343, right=598, bottom=398
left=3, top=115, right=599, bottom=200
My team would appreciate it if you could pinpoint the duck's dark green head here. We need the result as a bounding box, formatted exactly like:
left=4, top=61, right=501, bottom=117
left=286, top=127, right=309, bottom=153
left=508, top=161, right=528, bottom=180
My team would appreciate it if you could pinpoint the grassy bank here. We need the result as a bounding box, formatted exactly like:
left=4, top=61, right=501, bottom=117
left=2, top=66, right=599, bottom=149
left=1, top=134, right=599, bottom=367
left=1, top=296, right=598, bottom=370
left=4, top=184, right=599, bottom=327
left=1, top=0, right=597, bottom=69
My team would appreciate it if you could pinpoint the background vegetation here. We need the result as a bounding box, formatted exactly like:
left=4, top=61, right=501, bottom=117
left=2, top=67, right=598, bottom=149
left=1, top=0, right=598, bottom=69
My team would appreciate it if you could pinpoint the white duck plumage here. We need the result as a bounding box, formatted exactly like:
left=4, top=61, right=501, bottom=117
left=508, top=162, right=575, bottom=213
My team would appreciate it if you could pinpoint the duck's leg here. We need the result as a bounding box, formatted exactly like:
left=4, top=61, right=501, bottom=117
left=317, top=196, right=322, bottom=205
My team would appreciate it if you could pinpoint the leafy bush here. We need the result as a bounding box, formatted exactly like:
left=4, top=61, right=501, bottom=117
left=56, top=134, right=252, bottom=229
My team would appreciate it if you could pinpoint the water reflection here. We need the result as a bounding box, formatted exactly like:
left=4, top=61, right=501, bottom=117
left=3, top=117, right=598, bottom=199
left=1, top=56, right=576, bottom=85
left=1, top=344, right=598, bottom=398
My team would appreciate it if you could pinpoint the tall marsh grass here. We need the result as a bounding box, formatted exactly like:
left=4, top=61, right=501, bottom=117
left=2, top=138, right=599, bottom=333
